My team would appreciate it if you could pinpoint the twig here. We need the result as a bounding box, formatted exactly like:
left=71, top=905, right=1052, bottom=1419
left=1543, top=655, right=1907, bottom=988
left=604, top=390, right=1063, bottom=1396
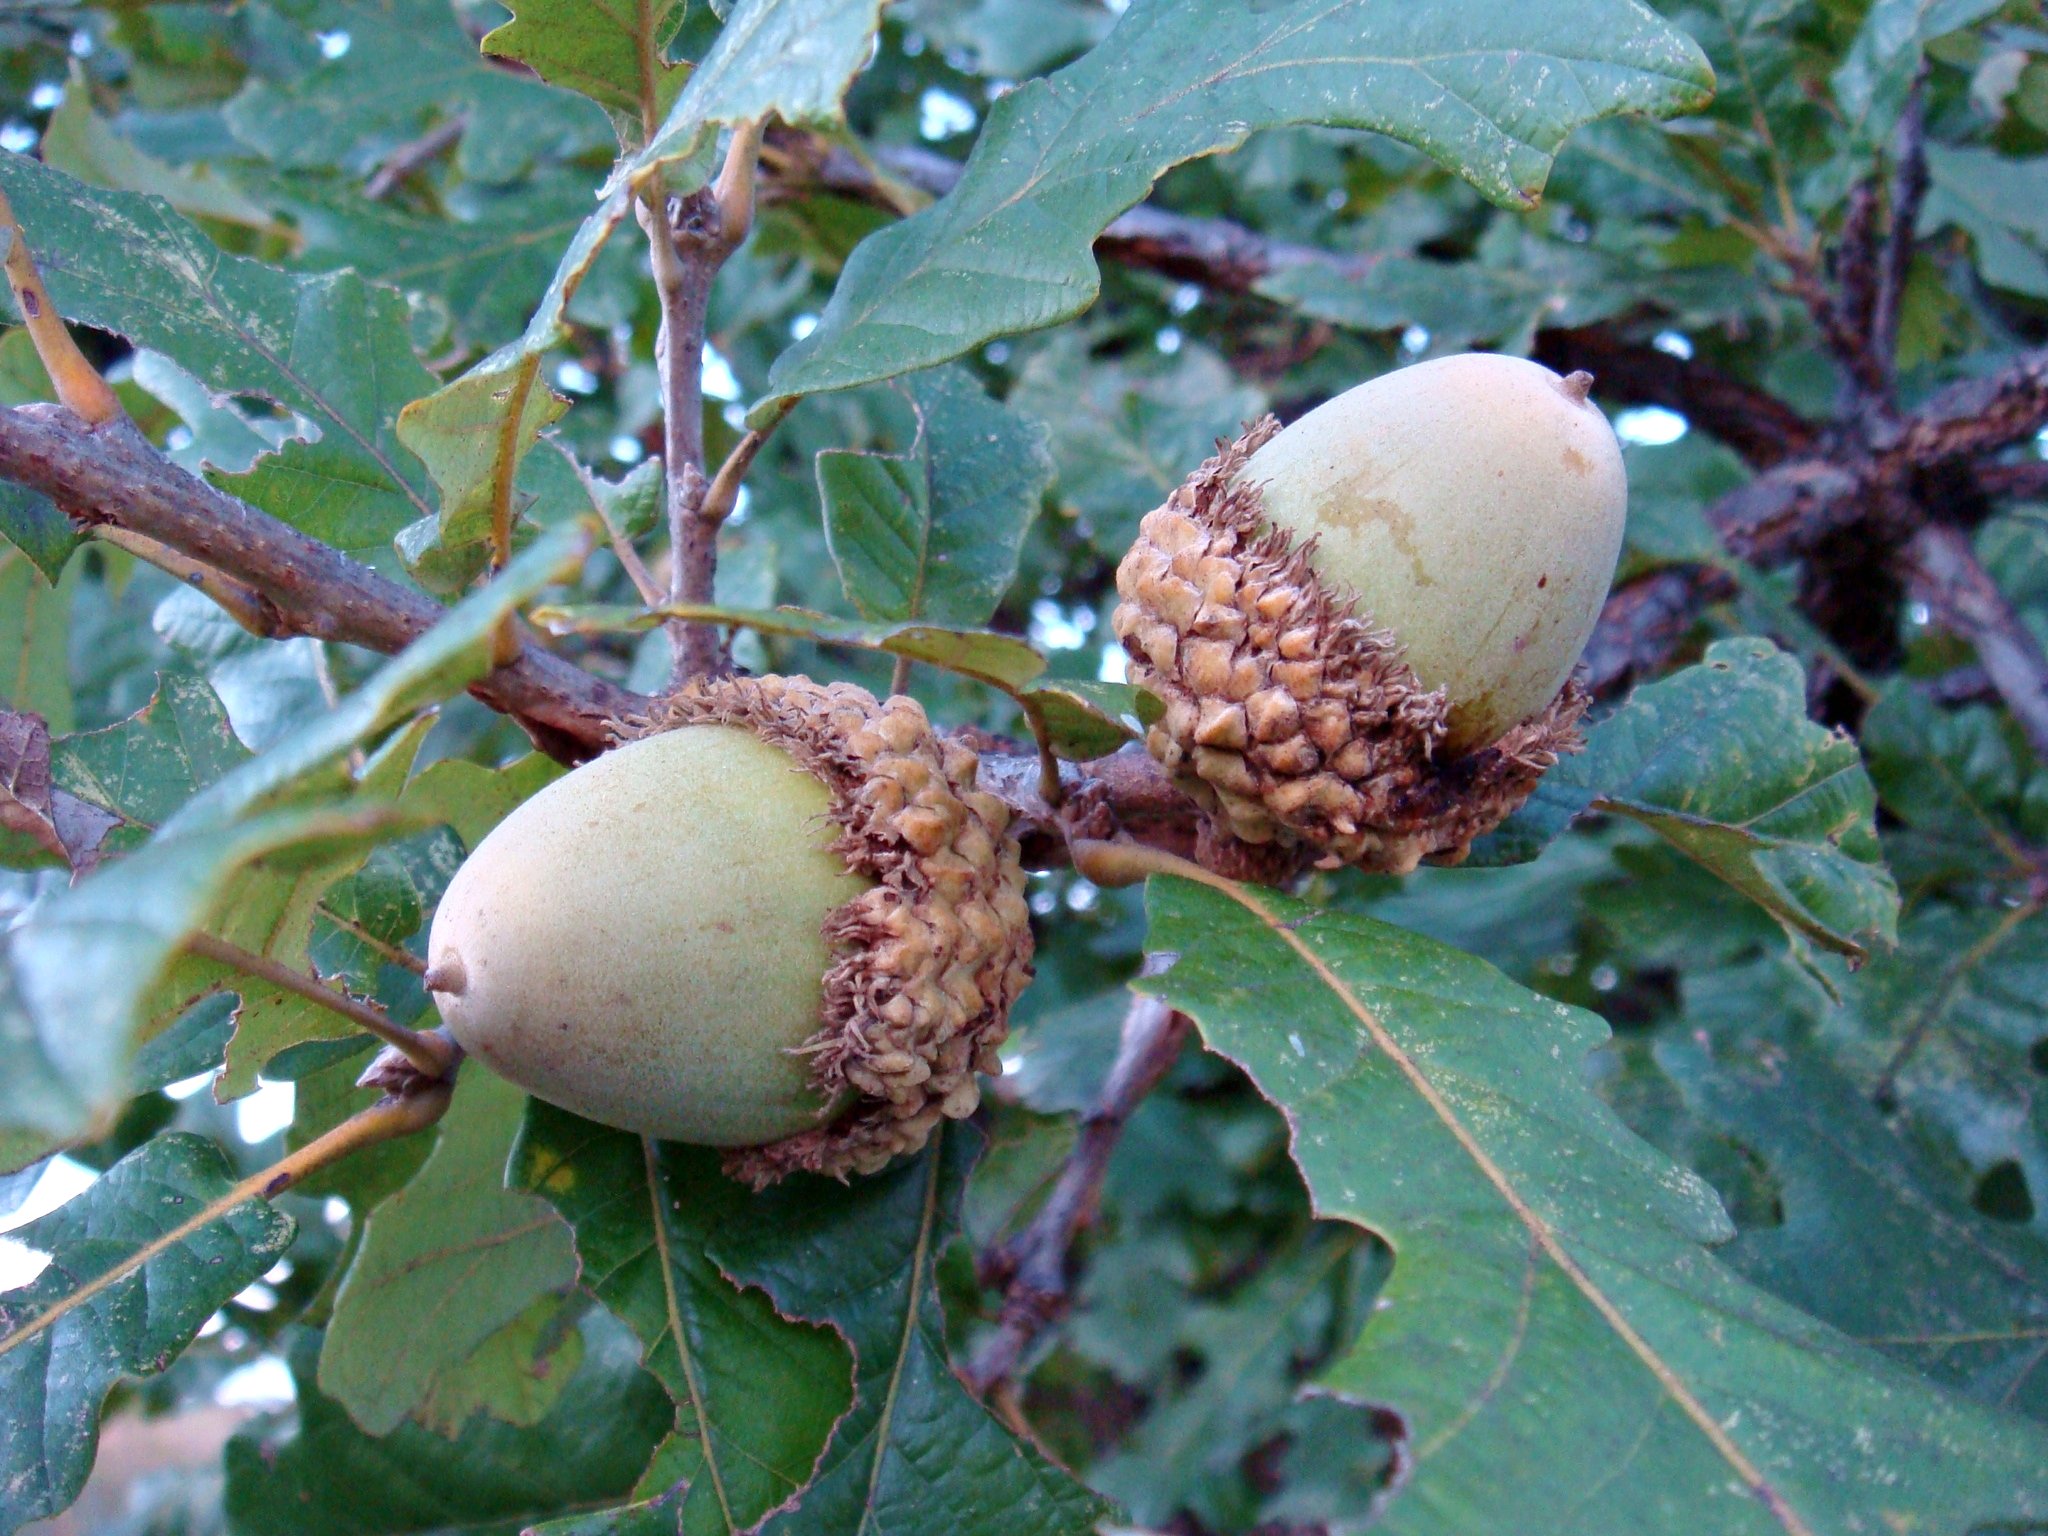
left=364, top=113, right=468, bottom=201
left=698, top=395, right=794, bottom=528
left=645, top=120, right=766, bottom=684
left=1871, top=72, right=1929, bottom=384
left=0, top=185, right=122, bottom=425
left=0, top=404, right=636, bottom=759
left=1903, top=523, right=2048, bottom=761
left=182, top=930, right=460, bottom=1081
left=254, top=1078, right=454, bottom=1198
left=965, top=994, right=1190, bottom=1397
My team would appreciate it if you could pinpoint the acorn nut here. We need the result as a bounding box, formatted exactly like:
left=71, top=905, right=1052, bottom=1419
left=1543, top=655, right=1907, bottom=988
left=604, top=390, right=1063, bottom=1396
left=1112, top=353, right=1626, bottom=878
left=427, top=673, right=1033, bottom=1186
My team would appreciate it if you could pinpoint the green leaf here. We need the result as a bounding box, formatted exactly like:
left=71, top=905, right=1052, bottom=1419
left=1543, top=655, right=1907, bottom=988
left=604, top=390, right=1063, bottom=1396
left=1137, top=872, right=2048, bottom=1532
left=1480, top=639, right=1898, bottom=962
left=0, top=151, right=438, bottom=563
left=222, top=0, right=610, bottom=184
left=172, top=520, right=592, bottom=832
left=224, top=1320, right=672, bottom=1536
left=510, top=1102, right=855, bottom=1531
left=1661, top=1040, right=2048, bottom=1420
left=1022, top=679, right=1159, bottom=760
left=399, top=750, right=566, bottom=853
left=0, top=1131, right=297, bottom=1532
left=1860, top=681, right=2047, bottom=889
left=41, top=63, right=284, bottom=235
left=636, top=0, right=891, bottom=168
left=1011, top=335, right=1263, bottom=558
left=321, top=1071, right=577, bottom=1435
left=483, top=0, right=689, bottom=135
left=260, top=171, right=611, bottom=356
left=0, top=481, right=79, bottom=586
left=707, top=1127, right=1113, bottom=1536
left=819, top=366, right=1053, bottom=627
left=759, top=0, right=1714, bottom=414
left=2, top=801, right=402, bottom=1142
left=1920, top=146, right=2048, bottom=300
left=46, top=673, right=250, bottom=857
left=413, top=0, right=892, bottom=570
left=0, top=548, right=73, bottom=731
left=0, top=708, right=117, bottom=874
left=414, top=1294, right=587, bottom=1436
left=535, top=599, right=1049, bottom=693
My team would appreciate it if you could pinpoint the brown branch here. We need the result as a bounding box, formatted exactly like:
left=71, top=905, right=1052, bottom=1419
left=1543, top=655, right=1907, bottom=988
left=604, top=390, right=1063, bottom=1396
left=646, top=120, right=766, bottom=685
left=0, top=405, right=635, bottom=760
left=1974, top=459, right=2048, bottom=502
left=1532, top=327, right=1820, bottom=469
left=1890, top=349, right=2048, bottom=466
left=1705, top=458, right=1865, bottom=563
left=966, top=994, right=1190, bottom=1398
left=783, top=136, right=1819, bottom=476
left=1902, top=523, right=2048, bottom=760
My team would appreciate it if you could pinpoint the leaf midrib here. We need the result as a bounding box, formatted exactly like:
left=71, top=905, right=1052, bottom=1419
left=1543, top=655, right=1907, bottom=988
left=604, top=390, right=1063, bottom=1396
left=1174, top=870, right=1816, bottom=1536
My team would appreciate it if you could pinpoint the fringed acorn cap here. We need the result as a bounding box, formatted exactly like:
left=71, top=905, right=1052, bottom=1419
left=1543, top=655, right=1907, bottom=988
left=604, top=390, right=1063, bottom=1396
left=1112, top=419, right=1587, bottom=878
left=626, top=674, right=1032, bottom=1186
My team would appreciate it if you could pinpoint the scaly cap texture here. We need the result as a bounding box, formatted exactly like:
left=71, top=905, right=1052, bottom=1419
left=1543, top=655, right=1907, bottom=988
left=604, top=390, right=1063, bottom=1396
left=1112, top=418, right=1587, bottom=877
left=627, top=675, right=1032, bottom=1185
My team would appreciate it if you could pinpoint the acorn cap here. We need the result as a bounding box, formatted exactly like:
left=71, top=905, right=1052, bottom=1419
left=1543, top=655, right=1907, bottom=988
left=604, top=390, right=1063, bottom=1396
left=626, top=674, right=1032, bottom=1186
left=1112, top=418, right=1587, bottom=877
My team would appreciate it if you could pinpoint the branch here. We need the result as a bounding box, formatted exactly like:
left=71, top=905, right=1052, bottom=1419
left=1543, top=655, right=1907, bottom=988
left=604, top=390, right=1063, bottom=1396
left=1890, top=349, right=2048, bottom=466
left=93, top=525, right=293, bottom=639
left=1974, top=459, right=2048, bottom=502
left=0, top=404, right=635, bottom=760
left=645, top=120, right=766, bottom=684
left=1902, top=523, right=2048, bottom=761
left=965, top=994, right=1190, bottom=1399
left=783, top=136, right=1821, bottom=475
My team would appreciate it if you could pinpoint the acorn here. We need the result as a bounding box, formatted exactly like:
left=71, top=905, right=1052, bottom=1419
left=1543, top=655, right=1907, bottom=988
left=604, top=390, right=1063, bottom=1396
left=1112, top=353, right=1625, bottom=877
left=425, top=674, right=1033, bottom=1185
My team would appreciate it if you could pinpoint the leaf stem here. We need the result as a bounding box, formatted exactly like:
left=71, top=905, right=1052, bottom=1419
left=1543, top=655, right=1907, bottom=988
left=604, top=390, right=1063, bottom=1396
left=0, top=1085, right=452, bottom=1366
left=698, top=395, right=793, bottom=529
left=182, top=930, right=458, bottom=1081
left=0, top=185, right=123, bottom=425
left=94, top=526, right=292, bottom=639
left=248, top=1079, right=454, bottom=1198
